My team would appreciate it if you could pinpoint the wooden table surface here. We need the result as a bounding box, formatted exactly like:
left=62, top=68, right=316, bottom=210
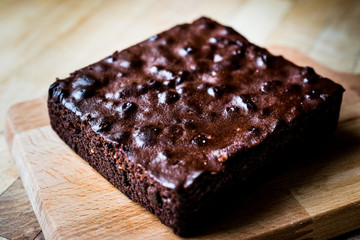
left=0, top=0, right=359, bottom=239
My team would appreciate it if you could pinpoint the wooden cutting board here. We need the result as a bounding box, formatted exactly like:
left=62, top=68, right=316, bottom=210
left=4, top=47, right=360, bottom=240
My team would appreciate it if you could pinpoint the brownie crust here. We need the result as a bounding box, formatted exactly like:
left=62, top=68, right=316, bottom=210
left=48, top=17, right=344, bottom=235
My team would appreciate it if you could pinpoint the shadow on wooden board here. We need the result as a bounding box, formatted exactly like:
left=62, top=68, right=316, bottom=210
left=193, top=119, right=360, bottom=239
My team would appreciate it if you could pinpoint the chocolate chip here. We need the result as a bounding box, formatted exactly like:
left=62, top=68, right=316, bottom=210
left=105, top=56, right=115, bottom=64
left=118, top=102, right=137, bottom=119
left=148, top=79, right=162, bottom=90
left=239, top=94, right=257, bottom=111
left=260, top=80, right=282, bottom=92
left=175, top=70, right=190, bottom=85
left=163, top=80, right=176, bottom=88
left=199, top=20, right=216, bottom=29
left=226, top=106, right=239, bottom=113
left=176, top=86, right=192, bottom=97
left=131, top=59, right=144, bottom=68
left=184, top=99, right=203, bottom=115
left=212, top=60, right=240, bottom=72
left=306, top=89, right=322, bottom=99
left=72, top=75, right=96, bottom=88
left=118, top=87, right=135, bottom=98
left=288, top=84, right=301, bottom=92
left=162, top=37, right=175, bottom=45
left=108, top=132, right=129, bottom=144
left=207, top=86, right=222, bottom=98
left=260, top=107, right=271, bottom=117
left=202, top=44, right=217, bottom=59
left=301, top=67, right=317, bottom=84
left=175, top=77, right=184, bottom=85
left=192, top=134, right=208, bottom=147
left=137, top=83, right=148, bottom=94
left=223, top=26, right=238, bottom=35
left=256, top=53, right=274, bottom=68
left=197, top=83, right=207, bottom=91
left=58, top=92, right=66, bottom=102
left=49, top=81, right=67, bottom=102
left=220, top=84, right=234, bottom=93
left=148, top=35, right=158, bottom=41
left=136, top=125, right=162, bottom=146
left=211, top=36, right=237, bottom=46
left=232, top=49, right=243, bottom=57
left=224, top=106, right=240, bottom=118
left=179, top=46, right=195, bottom=56
left=301, top=66, right=316, bottom=76
left=122, top=102, right=137, bottom=112
left=303, top=77, right=317, bottom=84
left=256, top=56, right=265, bottom=67
left=165, top=91, right=180, bottom=104
left=92, top=117, right=113, bottom=132
left=71, top=88, right=87, bottom=100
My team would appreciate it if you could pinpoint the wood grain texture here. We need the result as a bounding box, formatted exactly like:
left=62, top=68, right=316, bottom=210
left=0, top=135, right=18, bottom=195
left=3, top=46, right=360, bottom=239
left=0, top=179, right=42, bottom=240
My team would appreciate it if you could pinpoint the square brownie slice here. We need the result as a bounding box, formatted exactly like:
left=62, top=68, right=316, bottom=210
left=48, top=17, right=344, bottom=236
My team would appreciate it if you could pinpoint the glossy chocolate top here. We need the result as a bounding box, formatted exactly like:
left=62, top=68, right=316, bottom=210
left=49, top=17, right=344, bottom=189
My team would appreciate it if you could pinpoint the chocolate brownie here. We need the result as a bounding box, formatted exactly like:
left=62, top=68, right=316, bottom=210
left=48, top=17, right=344, bottom=236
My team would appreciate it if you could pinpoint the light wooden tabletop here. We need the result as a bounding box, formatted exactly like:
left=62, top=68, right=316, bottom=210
left=0, top=0, right=359, bottom=239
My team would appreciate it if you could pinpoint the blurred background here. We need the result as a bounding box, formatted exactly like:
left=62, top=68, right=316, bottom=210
left=0, top=0, right=359, bottom=239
